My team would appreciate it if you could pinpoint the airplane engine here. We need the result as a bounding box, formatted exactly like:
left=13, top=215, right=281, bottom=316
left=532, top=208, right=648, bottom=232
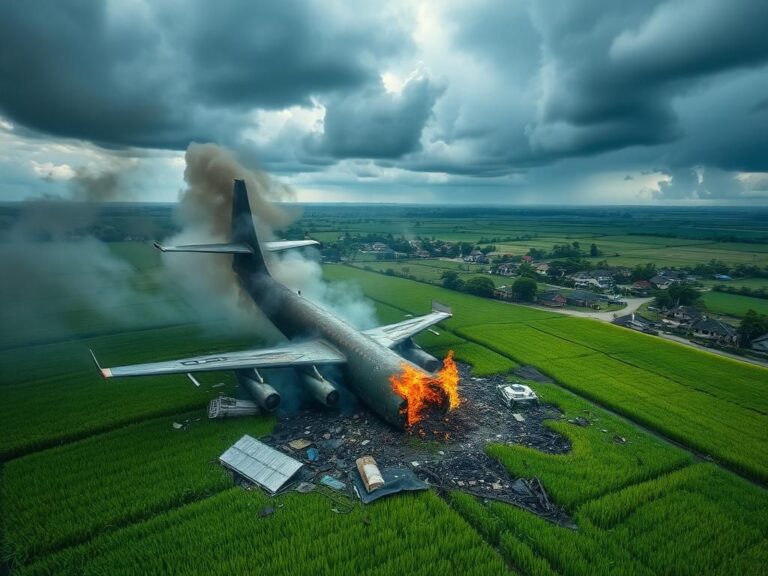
left=302, top=369, right=339, bottom=407
left=399, top=342, right=441, bottom=373
left=237, top=370, right=281, bottom=411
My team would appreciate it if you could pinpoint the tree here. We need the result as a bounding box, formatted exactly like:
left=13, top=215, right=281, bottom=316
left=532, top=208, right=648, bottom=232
left=441, top=270, right=464, bottom=291
left=464, top=276, right=496, bottom=297
left=630, top=263, right=657, bottom=282
left=512, top=277, right=537, bottom=302
left=738, top=310, right=768, bottom=347
left=590, top=243, right=602, bottom=257
left=653, top=284, right=701, bottom=308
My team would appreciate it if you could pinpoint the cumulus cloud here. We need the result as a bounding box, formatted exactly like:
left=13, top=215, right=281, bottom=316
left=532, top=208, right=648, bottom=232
left=309, top=71, right=445, bottom=159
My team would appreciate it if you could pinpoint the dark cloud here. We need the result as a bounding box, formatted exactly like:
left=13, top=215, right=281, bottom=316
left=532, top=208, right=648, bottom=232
left=528, top=0, right=768, bottom=159
left=0, top=1, right=410, bottom=149
left=309, top=73, right=445, bottom=159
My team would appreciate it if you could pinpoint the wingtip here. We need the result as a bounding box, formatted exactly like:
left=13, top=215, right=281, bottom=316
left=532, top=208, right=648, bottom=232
left=153, top=241, right=166, bottom=252
left=432, top=300, right=452, bottom=316
left=89, top=349, right=112, bottom=378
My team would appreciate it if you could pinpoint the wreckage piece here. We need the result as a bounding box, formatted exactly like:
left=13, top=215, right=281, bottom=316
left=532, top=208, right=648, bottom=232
left=351, top=467, right=428, bottom=504
left=496, top=382, right=538, bottom=407
left=356, top=456, right=385, bottom=492
left=219, top=435, right=302, bottom=494
left=320, top=475, right=346, bottom=491
left=208, top=396, right=260, bottom=419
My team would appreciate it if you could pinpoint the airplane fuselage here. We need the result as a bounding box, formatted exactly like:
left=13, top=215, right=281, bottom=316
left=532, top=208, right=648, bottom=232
left=237, top=266, right=414, bottom=427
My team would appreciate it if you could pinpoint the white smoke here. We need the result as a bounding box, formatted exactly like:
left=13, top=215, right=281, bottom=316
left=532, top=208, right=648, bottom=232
left=167, top=142, right=377, bottom=336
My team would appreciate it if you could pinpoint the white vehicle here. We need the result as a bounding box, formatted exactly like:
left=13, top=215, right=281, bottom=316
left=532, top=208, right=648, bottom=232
left=496, top=383, right=538, bottom=407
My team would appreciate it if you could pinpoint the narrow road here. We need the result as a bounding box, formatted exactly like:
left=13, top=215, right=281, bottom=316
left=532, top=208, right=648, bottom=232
left=528, top=297, right=653, bottom=321
left=520, top=297, right=768, bottom=368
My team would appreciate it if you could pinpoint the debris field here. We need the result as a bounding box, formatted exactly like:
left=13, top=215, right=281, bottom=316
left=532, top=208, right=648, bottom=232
left=259, top=364, right=573, bottom=524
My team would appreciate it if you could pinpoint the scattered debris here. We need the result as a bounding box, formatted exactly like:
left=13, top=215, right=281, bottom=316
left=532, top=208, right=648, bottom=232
left=307, top=447, right=319, bottom=462
left=567, top=416, right=591, bottom=427
left=211, top=382, right=226, bottom=388
left=356, top=456, right=385, bottom=492
left=251, top=364, right=571, bottom=523
left=288, top=438, right=313, bottom=450
left=613, top=435, right=627, bottom=444
left=351, top=467, right=428, bottom=504
left=512, top=413, right=525, bottom=423
left=259, top=506, right=275, bottom=517
left=295, top=482, right=316, bottom=493
left=219, top=435, right=302, bottom=494
left=497, top=383, right=538, bottom=407
left=320, top=475, right=346, bottom=491
left=208, top=397, right=259, bottom=419
left=172, top=422, right=184, bottom=430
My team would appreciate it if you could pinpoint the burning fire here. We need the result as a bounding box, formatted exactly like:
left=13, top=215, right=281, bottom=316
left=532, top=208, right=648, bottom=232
left=390, top=350, right=460, bottom=426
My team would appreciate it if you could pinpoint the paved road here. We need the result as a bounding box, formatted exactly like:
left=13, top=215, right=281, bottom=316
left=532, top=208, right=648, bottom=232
left=523, top=297, right=768, bottom=368
left=528, top=296, right=653, bottom=321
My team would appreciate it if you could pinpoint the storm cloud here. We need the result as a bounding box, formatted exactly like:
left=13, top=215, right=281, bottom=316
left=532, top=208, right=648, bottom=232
left=0, top=0, right=766, bottom=204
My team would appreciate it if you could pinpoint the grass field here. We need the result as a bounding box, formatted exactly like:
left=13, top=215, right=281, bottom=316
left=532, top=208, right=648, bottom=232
left=324, top=265, right=768, bottom=482
left=2, top=238, right=768, bottom=576
left=700, top=290, right=768, bottom=317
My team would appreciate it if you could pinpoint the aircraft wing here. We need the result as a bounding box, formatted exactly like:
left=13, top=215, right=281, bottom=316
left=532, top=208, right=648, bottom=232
left=91, top=339, right=346, bottom=378
left=363, top=302, right=452, bottom=348
left=153, top=240, right=319, bottom=254
left=265, top=240, right=319, bottom=251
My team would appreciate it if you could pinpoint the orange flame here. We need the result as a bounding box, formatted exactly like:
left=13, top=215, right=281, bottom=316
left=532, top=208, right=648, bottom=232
left=390, top=350, right=460, bottom=426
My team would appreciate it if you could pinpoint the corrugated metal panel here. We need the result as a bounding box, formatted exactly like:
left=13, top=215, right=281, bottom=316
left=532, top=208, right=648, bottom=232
left=219, top=435, right=302, bottom=494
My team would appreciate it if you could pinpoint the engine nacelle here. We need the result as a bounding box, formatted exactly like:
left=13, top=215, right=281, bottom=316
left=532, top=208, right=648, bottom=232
left=237, top=371, right=281, bottom=411
left=303, top=372, right=339, bottom=407
left=400, top=344, right=441, bottom=373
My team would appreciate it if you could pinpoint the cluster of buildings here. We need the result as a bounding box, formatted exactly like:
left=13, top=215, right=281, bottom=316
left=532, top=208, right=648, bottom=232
left=613, top=305, right=739, bottom=346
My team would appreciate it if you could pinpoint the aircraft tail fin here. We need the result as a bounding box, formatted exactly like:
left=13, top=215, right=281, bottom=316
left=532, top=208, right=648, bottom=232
left=229, top=179, right=271, bottom=276
left=153, top=180, right=318, bottom=277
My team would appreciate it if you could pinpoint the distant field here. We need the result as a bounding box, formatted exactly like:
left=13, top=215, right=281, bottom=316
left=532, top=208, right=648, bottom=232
left=324, top=265, right=768, bottom=482
left=3, top=231, right=768, bottom=576
left=700, top=290, right=768, bottom=317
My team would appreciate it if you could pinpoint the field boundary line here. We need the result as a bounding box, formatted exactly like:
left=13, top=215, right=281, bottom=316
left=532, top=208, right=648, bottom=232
left=529, top=323, right=768, bottom=417
left=0, top=401, right=209, bottom=463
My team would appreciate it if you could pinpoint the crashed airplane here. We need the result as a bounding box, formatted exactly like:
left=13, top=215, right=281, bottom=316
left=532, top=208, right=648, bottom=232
left=91, top=180, right=456, bottom=428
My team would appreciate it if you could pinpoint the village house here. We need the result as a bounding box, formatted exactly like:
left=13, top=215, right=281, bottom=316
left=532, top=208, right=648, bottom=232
left=566, top=290, right=602, bottom=308
left=663, top=305, right=703, bottom=328
left=415, top=250, right=431, bottom=259
left=535, top=263, right=550, bottom=275
left=690, top=318, right=738, bottom=345
left=493, top=285, right=515, bottom=301
left=371, top=242, right=389, bottom=252
left=538, top=292, right=566, bottom=307
left=631, top=280, right=653, bottom=296
left=649, top=275, right=675, bottom=290
left=750, top=333, right=768, bottom=353
left=495, top=262, right=518, bottom=276
left=612, top=313, right=657, bottom=334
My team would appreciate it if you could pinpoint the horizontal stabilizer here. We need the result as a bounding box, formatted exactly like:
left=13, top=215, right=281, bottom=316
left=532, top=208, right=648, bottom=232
left=153, top=241, right=253, bottom=254
left=265, top=240, right=320, bottom=252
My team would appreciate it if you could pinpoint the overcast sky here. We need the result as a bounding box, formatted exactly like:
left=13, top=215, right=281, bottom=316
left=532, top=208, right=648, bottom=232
left=1, top=0, right=767, bottom=204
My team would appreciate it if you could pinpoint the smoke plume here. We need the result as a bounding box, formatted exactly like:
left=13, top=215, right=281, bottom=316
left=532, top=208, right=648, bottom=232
left=167, top=142, right=377, bottom=334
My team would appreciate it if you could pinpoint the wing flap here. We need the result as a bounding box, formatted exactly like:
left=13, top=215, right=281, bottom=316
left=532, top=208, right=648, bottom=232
left=92, top=339, right=345, bottom=378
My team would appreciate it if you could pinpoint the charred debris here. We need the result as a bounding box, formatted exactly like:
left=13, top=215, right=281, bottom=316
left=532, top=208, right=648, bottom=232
left=218, top=364, right=574, bottom=526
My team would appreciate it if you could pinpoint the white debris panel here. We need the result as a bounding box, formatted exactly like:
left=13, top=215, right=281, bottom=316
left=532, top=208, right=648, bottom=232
left=219, top=434, right=302, bottom=494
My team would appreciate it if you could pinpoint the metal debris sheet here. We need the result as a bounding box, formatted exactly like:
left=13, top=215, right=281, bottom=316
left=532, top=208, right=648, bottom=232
left=220, top=434, right=303, bottom=494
